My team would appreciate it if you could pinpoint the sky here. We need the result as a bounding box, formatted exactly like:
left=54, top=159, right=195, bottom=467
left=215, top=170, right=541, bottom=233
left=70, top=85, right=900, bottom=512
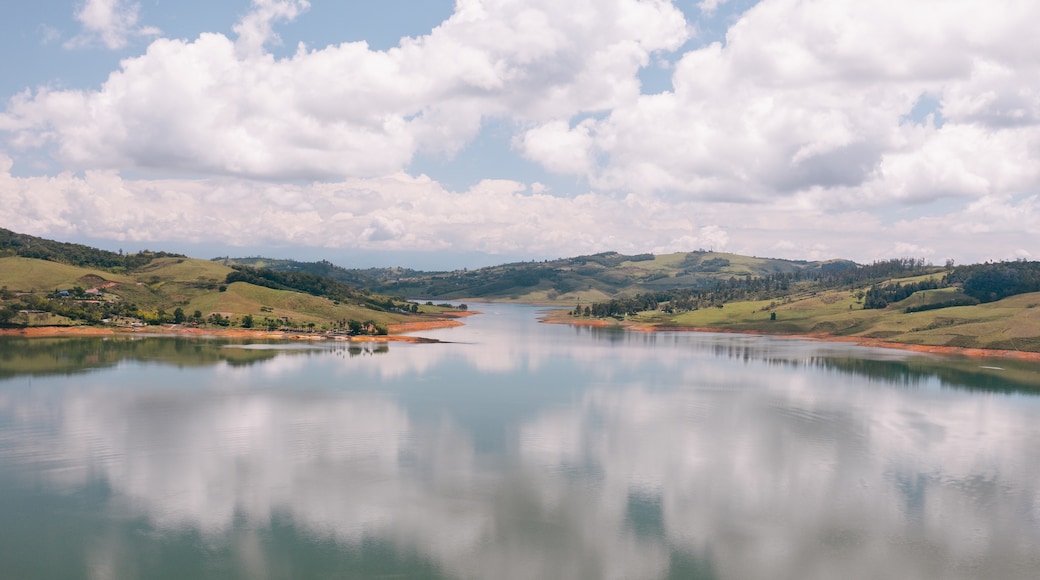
left=0, top=0, right=1038, bottom=270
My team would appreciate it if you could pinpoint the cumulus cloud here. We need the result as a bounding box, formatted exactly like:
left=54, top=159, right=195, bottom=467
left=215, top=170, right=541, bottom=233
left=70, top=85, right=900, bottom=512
left=520, top=372, right=1040, bottom=579
left=520, top=0, right=1040, bottom=207
left=1, top=155, right=1034, bottom=264
left=233, top=0, right=310, bottom=58
left=697, top=0, right=732, bottom=15
left=2, top=0, right=1039, bottom=262
left=514, top=119, right=597, bottom=175
left=3, top=0, right=688, bottom=180
left=65, top=0, right=160, bottom=50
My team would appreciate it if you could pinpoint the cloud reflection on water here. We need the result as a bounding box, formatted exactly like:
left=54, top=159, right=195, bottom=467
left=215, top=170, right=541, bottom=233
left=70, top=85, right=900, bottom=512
left=2, top=306, right=1040, bottom=578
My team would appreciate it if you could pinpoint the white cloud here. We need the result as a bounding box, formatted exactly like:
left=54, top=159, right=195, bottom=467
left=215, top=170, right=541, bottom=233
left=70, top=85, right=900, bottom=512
left=3, top=0, right=1040, bottom=263
left=697, top=0, right=731, bottom=15
left=520, top=0, right=1040, bottom=209
left=233, top=0, right=310, bottom=58
left=2, top=154, right=1034, bottom=264
left=4, top=0, right=689, bottom=180
left=65, top=0, right=160, bottom=50
left=520, top=375, right=1040, bottom=579
left=40, top=25, right=62, bottom=46
left=515, top=119, right=597, bottom=175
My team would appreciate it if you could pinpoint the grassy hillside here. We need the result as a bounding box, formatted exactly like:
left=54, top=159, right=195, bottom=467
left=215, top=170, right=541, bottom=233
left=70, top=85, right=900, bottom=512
left=0, top=227, right=182, bottom=271
left=187, top=282, right=412, bottom=328
left=1, top=255, right=432, bottom=331
left=0, top=257, right=136, bottom=291
left=338, top=250, right=859, bottom=303
left=0, top=230, right=441, bottom=331
left=552, top=282, right=1040, bottom=353
left=215, top=256, right=387, bottom=289
left=7, top=227, right=1037, bottom=353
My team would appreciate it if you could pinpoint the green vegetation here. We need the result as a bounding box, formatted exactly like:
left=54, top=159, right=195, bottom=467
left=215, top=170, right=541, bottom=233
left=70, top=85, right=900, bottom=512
left=223, top=264, right=400, bottom=312
left=0, top=227, right=183, bottom=271
left=6, top=226, right=1039, bottom=353
left=307, top=250, right=862, bottom=303
left=565, top=260, right=1040, bottom=353
left=0, top=229, right=448, bottom=332
left=947, top=261, right=1040, bottom=303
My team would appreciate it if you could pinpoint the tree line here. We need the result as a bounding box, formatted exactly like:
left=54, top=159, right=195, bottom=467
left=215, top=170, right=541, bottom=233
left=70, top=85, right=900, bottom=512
left=946, top=261, right=1040, bottom=303
left=0, top=227, right=183, bottom=272
left=577, top=259, right=1040, bottom=318
left=224, top=265, right=407, bottom=313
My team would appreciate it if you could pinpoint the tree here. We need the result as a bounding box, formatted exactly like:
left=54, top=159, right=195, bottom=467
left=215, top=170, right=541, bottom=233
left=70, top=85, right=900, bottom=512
left=241, top=314, right=254, bottom=328
left=0, top=305, right=18, bottom=327
left=173, top=307, right=185, bottom=324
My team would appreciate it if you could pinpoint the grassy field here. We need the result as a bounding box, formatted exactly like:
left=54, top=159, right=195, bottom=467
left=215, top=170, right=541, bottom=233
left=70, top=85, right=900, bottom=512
left=1, top=256, right=423, bottom=331
left=135, top=257, right=234, bottom=283
left=558, top=286, right=1040, bottom=353
left=0, top=257, right=136, bottom=291
left=187, top=282, right=413, bottom=327
left=371, top=250, right=852, bottom=303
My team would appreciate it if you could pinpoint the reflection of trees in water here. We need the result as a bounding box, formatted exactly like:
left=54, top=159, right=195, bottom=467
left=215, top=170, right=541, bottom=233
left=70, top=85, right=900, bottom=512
left=346, top=344, right=390, bottom=358
left=0, top=337, right=392, bottom=378
left=570, top=327, right=1040, bottom=394
left=803, top=356, right=1040, bottom=394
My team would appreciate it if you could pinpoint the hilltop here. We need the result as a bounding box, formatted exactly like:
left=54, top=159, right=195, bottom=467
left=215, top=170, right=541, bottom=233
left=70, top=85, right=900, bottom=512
left=0, top=228, right=464, bottom=335
left=223, top=251, right=859, bottom=304
left=5, top=227, right=1040, bottom=355
left=545, top=260, right=1040, bottom=355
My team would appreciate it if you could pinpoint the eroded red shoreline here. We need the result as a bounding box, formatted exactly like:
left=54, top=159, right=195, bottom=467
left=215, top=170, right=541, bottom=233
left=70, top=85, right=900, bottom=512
left=0, top=311, right=478, bottom=344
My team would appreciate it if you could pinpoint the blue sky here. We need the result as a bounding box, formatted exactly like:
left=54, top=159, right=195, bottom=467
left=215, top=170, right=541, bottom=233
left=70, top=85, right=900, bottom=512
left=1, top=0, right=1038, bottom=269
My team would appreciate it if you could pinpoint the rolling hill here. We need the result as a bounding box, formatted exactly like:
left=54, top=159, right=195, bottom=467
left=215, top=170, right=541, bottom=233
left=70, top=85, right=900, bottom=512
left=0, top=228, right=450, bottom=331
left=224, top=250, right=861, bottom=304
left=5, top=227, right=1040, bottom=354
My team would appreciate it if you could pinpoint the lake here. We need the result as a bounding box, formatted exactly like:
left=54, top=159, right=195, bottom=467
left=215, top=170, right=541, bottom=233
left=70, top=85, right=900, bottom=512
left=2, top=303, right=1040, bottom=579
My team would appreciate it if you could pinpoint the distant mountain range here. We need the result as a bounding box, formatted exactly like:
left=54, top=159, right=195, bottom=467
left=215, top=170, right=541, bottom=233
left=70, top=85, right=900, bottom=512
left=218, top=251, right=861, bottom=303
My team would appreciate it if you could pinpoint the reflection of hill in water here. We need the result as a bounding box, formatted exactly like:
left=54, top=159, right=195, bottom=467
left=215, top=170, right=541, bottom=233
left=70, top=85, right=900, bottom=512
left=577, top=325, right=1040, bottom=394
left=804, top=356, right=1040, bottom=394
left=0, top=337, right=387, bottom=379
left=705, top=341, right=1040, bottom=393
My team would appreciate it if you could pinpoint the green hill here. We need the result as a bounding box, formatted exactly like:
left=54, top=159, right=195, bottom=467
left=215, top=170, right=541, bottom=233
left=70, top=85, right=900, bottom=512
left=0, top=227, right=183, bottom=270
left=548, top=264, right=1040, bottom=353
left=0, top=229, right=442, bottom=331
left=227, top=250, right=859, bottom=304
left=7, top=226, right=1039, bottom=353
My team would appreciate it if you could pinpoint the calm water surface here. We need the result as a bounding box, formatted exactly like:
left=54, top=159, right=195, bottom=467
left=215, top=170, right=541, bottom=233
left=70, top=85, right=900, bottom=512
left=2, top=304, right=1040, bottom=579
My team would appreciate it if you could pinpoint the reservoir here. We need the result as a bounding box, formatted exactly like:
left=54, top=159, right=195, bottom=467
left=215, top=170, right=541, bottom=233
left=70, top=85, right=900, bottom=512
left=2, top=304, right=1040, bottom=579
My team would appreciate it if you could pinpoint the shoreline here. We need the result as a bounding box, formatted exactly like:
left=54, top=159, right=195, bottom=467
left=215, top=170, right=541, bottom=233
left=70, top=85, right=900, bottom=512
left=0, top=311, right=477, bottom=344
left=542, top=313, right=1040, bottom=363
left=7, top=307, right=1039, bottom=363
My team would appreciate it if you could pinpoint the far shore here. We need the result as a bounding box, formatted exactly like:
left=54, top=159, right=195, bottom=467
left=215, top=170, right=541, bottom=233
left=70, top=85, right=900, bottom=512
left=541, top=310, right=1040, bottom=363
left=0, top=311, right=477, bottom=344
left=8, top=305, right=1040, bottom=363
